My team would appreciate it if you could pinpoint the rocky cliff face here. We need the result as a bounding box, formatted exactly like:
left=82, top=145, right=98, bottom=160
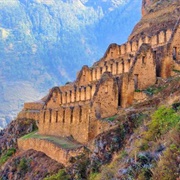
left=141, top=0, right=154, bottom=16
left=142, top=0, right=180, bottom=16
left=130, top=0, right=180, bottom=41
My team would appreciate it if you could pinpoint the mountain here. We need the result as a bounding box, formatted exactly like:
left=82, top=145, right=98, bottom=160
left=0, top=0, right=141, bottom=129
left=0, top=0, right=180, bottom=179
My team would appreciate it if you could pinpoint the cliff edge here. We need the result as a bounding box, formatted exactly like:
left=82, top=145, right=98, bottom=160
left=130, top=0, right=180, bottom=41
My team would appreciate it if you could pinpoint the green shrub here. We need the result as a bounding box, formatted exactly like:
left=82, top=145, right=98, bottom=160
left=18, top=158, right=28, bottom=172
left=139, top=141, right=149, bottom=151
left=6, top=148, right=16, bottom=156
left=144, top=86, right=165, bottom=96
left=131, top=113, right=148, bottom=128
left=44, top=169, right=70, bottom=180
left=89, top=172, right=100, bottom=180
left=172, top=69, right=180, bottom=73
left=0, top=148, right=16, bottom=165
left=106, top=115, right=117, bottom=122
left=145, top=106, right=180, bottom=141
left=144, top=87, right=155, bottom=95
left=138, top=167, right=152, bottom=180
left=120, top=150, right=128, bottom=159
left=135, top=89, right=141, bottom=92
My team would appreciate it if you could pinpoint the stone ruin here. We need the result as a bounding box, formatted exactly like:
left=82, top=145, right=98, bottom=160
left=18, top=18, right=180, bottom=145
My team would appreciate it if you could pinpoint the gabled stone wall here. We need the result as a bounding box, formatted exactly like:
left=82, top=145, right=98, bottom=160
left=121, top=44, right=156, bottom=107
left=39, top=104, right=90, bottom=143
left=38, top=72, right=119, bottom=143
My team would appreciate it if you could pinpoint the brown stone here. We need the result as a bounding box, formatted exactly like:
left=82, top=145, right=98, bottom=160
left=17, top=1, right=180, bottom=164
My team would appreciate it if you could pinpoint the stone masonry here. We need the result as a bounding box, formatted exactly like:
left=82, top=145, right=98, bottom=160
left=18, top=17, right=180, bottom=144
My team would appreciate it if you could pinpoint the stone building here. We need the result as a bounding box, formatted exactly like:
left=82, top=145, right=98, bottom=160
left=18, top=17, right=180, bottom=144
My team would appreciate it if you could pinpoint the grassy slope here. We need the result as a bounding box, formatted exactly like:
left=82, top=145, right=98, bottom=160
left=21, top=131, right=82, bottom=150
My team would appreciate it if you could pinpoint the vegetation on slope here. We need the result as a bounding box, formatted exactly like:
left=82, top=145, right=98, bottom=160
left=0, top=118, right=64, bottom=179
left=0, top=118, right=37, bottom=166
left=88, top=105, right=180, bottom=180
left=44, top=169, right=70, bottom=180
left=56, top=75, right=180, bottom=180
left=0, top=149, right=64, bottom=180
left=1, top=75, right=179, bottom=180
left=0, top=148, right=16, bottom=166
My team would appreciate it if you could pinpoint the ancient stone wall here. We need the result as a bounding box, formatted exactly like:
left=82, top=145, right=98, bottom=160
left=76, top=65, right=92, bottom=86
left=37, top=72, right=120, bottom=143
left=91, top=72, right=119, bottom=120
left=102, top=44, right=120, bottom=61
left=17, top=110, right=40, bottom=121
left=131, top=44, right=156, bottom=90
left=135, top=29, right=172, bottom=49
left=121, top=73, right=135, bottom=108
left=45, top=83, right=98, bottom=109
left=119, top=29, right=171, bottom=55
left=18, top=16, right=179, bottom=147
left=74, top=29, right=172, bottom=89
left=120, top=44, right=156, bottom=107
left=161, top=19, right=180, bottom=78
left=18, top=25, right=173, bottom=132
left=134, top=92, right=148, bottom=102
left=160, top=55, right=172, bottom=78
left=24, top=102, right=44, bottom=110
left=93, top=29, right=172, bottom=71
left=18, top=138, right=85, bottom=166
left=17, top=101, right=43, bottom=120
left=39, top=104, right=90, bottom=143
left=170, top=20, right=180, bottom=63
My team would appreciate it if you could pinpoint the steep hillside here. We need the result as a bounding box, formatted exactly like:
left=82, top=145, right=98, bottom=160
left=0, top=75, right=179, bottom=180
left=0, top=118, right=64, bottom=179
left=89, top=75, right=180, bottom=180
left=0, top=0, right=141, bottom=129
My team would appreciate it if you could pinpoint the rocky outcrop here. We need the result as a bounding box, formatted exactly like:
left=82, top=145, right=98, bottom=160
left=0, top=149, right=64, bottom=180
left=0, top=119, right=37, bottom=154
left=0, top=119, right=65, bottom=180
left=130, top=0, right=180, bottom=41
left=142, top=0, right=154, bottom=16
